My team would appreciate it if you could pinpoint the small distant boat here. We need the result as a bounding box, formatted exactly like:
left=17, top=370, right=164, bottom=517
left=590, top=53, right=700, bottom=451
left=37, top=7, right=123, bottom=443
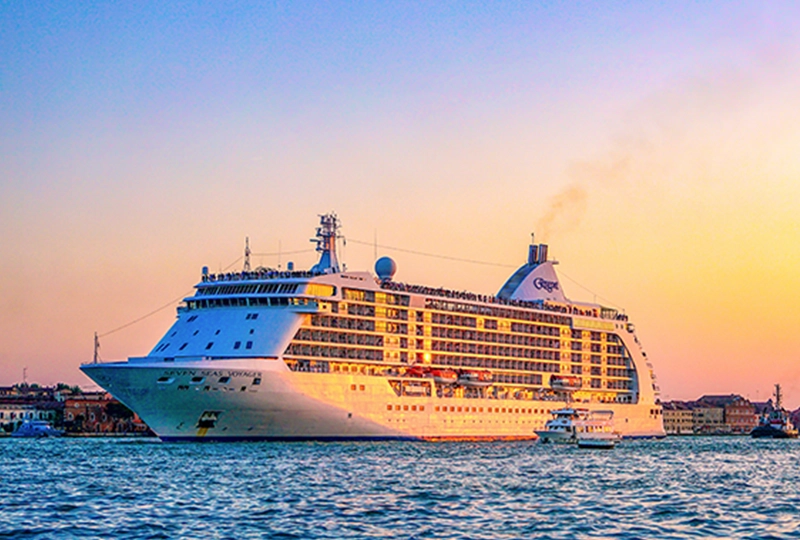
left=537, top=408, right=619, bottom=447
left=575, top=411, right=620, bottom=449
left=577, top=432, right=620, bottom=449
left=536, top=408, right=588, bottom=443
left=12, top=420, right=63, bottom=438
left=751, top=384, right=799, bottom=439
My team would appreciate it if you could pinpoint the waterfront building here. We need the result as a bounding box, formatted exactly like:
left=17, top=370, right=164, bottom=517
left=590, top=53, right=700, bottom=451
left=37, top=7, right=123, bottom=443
left=696, top=394, right=757, bottom=435
left=722, top=397, right=758, bottom=434
left=0, top=404, right=57, bottom=433
left=63, top=392, right=150, bottom=434
left=661, top=402, right=694, bottom=435
left=692, top=406, right=726, bottom=434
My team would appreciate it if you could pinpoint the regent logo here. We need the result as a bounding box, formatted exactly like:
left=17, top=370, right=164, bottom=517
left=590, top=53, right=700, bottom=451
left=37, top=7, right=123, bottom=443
left=533, top=277, right=559, bottom=293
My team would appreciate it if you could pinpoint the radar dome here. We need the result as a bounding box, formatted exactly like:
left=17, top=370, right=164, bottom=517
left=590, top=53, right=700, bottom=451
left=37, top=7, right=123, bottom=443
left=375, top=257, right=397, bottom=281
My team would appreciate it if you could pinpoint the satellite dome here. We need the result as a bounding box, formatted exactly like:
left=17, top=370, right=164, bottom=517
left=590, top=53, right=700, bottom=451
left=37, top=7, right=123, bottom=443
left=375, top=257, right=397, bottom=281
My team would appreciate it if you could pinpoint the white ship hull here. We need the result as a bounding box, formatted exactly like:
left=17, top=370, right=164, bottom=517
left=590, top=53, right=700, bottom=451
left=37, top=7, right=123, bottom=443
left=82, top=358, right=664, bottom=441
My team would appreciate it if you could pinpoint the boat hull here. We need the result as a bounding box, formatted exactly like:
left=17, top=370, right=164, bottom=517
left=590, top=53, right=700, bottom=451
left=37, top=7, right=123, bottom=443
left=751, top=425, right=799, bottom=439
left=82, top=359, right=665, bottom=441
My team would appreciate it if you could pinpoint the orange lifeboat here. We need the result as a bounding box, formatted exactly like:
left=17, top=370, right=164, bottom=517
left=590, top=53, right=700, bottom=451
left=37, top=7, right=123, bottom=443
left=550, top=375, right=582, bottom=390
left=430, top=369, right=458, bottom=384
left=405, top=365, right=428, bottom=378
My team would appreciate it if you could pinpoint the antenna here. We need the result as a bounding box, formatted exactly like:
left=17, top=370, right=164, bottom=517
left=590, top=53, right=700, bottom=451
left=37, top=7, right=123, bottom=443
left=93, top=332, right=100, bottom=364
left=23, top=366, right=28, bottom=385
left=243, top=237, right=251, bottom=272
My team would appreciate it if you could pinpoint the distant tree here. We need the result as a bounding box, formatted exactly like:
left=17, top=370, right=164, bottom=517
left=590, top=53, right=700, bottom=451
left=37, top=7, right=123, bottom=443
left=56, top=383, right=71, bottom=391
left=70, top=385, right=82, bottom=394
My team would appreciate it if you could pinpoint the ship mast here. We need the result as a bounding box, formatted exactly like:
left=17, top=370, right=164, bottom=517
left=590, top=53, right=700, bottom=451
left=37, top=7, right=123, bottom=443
left=93, top=332, right=100, bottom=364
left=310, top=213, right=343, bottom=273
left=243, top=237, right=251, bottom=272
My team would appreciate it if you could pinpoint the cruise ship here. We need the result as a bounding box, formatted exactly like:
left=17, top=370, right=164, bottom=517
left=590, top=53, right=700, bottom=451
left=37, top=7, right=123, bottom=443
left=81, top=214, right=665, bottom=441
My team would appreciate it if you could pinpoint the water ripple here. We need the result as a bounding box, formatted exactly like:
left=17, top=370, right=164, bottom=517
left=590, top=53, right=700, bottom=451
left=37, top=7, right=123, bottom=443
left=2, top=437, right=800, bottom=538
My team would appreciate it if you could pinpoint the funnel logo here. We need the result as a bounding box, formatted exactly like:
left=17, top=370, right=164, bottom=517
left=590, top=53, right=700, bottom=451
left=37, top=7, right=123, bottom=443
left=533, top=277, right=559, bottom=293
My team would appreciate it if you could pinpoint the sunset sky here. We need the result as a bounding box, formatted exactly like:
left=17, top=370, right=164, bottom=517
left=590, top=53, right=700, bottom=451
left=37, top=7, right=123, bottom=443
left=2, top=2, right=800, bottom=406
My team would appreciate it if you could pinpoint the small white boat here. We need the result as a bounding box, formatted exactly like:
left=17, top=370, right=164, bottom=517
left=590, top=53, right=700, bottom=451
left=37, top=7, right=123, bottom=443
left=537, top=408, right=619, bottom=447
left=576, top=410, right=620, bottom=449
left=12, top=420, right=63, bottom=438
left=535, top=408, right=588, bottom=443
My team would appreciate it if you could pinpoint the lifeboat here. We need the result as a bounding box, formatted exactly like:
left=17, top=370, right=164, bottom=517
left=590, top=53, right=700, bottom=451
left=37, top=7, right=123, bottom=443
left=458, top=370, right=493, bottom=387
left=549, top=375, right=582, bottom=391
left=405, top=365, right=428, bottom=378
left=430, top=369, right=457, bottom=384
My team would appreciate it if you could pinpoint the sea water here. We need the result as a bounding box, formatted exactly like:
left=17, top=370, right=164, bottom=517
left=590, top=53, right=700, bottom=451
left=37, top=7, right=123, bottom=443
left=1, top=437, right=799, bottom=539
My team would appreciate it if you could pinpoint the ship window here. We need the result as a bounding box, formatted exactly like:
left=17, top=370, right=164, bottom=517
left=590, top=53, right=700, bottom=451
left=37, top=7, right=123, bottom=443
left=218, top=377, right=230, bottom=384
left=215, top=329, right=220, bottom=335
left=205, top=342, right=214, bottom=350
left=411, top=405, right=417, bottom=411
left=387, top=405, right=392, bottom=411
left=193, top=330, right=199, bottom=336
left=233, top=342, right=241, bottom=350
left=252, top=378, right=261, bottom=385
left=179, top=343, right=188, bottom=350
left=403, top=405, right=409, bottom=411
left=395, top=405, right=401, bottom=411
left=359, top=385, right=365, bottom=391
left=191, top=377, right=205, bottom=384
left=419, top=406, right=424, bottom=411
left=246, top=341, right=253, bottom=349
left=187, top=315, right=198, bottom=322
left=351, top=384, right=356, bottom=391
left=249, top=329, right=254, bottom=334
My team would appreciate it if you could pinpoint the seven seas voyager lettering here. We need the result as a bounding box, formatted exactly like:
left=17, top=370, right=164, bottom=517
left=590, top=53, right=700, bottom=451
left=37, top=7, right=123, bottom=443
left=162, top=370, right=261, bottom=378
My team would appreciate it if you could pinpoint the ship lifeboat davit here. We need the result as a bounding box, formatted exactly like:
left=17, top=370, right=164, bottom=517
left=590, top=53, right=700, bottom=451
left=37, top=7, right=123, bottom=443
left=458, top=370, right=494, bottom=387
left=431, top=369, right=458, bottom=384
left=550, top=375, right=582, bottom=391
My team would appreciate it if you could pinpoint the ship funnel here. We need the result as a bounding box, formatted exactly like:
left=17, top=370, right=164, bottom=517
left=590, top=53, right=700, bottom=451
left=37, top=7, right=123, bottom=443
left=528, top=244, right=539, bottom=265
left=539, top=244, right=548, bottom=263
